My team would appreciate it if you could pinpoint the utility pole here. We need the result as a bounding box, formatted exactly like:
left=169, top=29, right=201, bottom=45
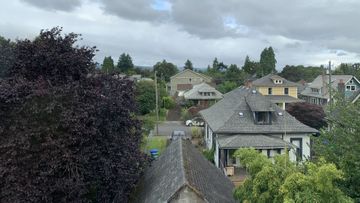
left=328, top=61, right=332, bottom=107
left=154, top=71, right=159, bottom=136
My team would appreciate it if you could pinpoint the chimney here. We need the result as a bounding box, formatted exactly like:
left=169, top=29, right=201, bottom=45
left=338, top=79, right=345, bottom=98
left=245, top=80, right=252, bottom=88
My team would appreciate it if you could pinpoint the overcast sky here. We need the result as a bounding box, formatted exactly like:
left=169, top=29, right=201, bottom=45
left=1, top=0, right=360, bottom=70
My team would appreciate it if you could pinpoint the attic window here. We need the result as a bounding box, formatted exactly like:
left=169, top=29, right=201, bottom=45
left=239, top=112, right=244, bottom=117
left=274, top=79, right=283, bottom=84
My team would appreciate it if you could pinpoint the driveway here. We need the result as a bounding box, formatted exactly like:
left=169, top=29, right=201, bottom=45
left=151, top=121, right=192, bottom=137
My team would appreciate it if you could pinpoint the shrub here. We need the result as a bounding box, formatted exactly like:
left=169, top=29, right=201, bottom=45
left=162, top=96, right=175, bottom=109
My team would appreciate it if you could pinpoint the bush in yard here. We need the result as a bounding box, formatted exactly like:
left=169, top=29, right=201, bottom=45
left=286, top=102, right=326, bottom=130
left=0, top=27, right=148, bottom=203
left=191, top=127, right=202, bottom=138
left=162, top=96, right=175, bottom=109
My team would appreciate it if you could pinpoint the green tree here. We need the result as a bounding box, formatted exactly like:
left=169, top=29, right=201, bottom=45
left=117, top=53, right=134, bottom=73
left=242, top=55, right=261, bottom=76
left=135, top=80, right=167, bottom=114
left=0, top=36, right=15, bottom=78
left=315, top=98, right=360, bottom=201
left=216, top=81, right=237, bottom=94
left=225, top=64, right=246, bottom=85
left=259, top=47, right=277, bottom=76
left=280, top=65, right=324, bottom=82
left=153, top=60, right=178, bottom=82
left=184, top=59, right=193, bottom=70
left=233, top=148, right=352, bottom=203
left=101, top=56, right=115, bottom=74
left=334, top=63, right=360, bottom=80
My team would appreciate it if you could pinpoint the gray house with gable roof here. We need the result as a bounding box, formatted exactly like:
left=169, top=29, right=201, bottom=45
left=134, top=138, right=235, bottom=203
left=200, top=87, right=318, bottom=173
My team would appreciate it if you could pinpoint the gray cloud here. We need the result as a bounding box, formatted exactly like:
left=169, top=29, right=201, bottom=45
left=21, top=0, right=82, bottom=11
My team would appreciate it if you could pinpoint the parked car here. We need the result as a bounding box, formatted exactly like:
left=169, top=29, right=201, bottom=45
left=170, top=130, right=189, bottom=140
left=185, top=117, right=205, bottom=127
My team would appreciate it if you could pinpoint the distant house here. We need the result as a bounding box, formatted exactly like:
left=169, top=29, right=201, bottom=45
left=134, top=138, right=236, bottom=203
left=169, top=69, right=212, bottom=96
left=200, top=87, right=317, bottom=176
left=300, top=75, right=360, bottom=105
left=251, top=74, right=302, bottom=109
left=183, top=83, right=223, bottom=107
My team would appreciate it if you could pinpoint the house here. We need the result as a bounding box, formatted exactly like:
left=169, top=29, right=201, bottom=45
left=134, top=138, right=236, bottom=203
left=251, top=74, right=302, bottom=109
left=183, top=82, right=223, bottom=107
left=169, top=69, right=212, bottom=96
left=300, top=75, right=360, bottom=105
left=200, top=87, right=318, bottom=175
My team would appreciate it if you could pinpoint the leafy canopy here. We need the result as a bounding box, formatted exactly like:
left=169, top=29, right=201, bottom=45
left=233, top=148, right=352, bottom=203
left=315, top=97, right=360, bottom=201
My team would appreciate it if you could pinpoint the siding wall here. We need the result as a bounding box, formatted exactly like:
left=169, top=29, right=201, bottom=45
left=256, top=86, right=298, bottom=98
left=170, top=70, right=212, bottom=95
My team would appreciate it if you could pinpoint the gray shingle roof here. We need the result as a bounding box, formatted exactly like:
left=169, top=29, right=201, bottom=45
left=200, top=87, right=318, bottom=134
left=265, top=95, right=304, bottom=103
left=184, top=83, right=223, bottom=100
left=217, top=134, right=295, bottom=149
left=135, top=139, right=235, bottom=203
left=252, top=74, right=299, bottom=87
left=300, top=75, right=359, bottom=99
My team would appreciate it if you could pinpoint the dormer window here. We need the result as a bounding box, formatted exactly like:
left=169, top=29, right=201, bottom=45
left=254, top=112, right=271, bottom=125
left=274, top=79, right=283, bottom=84
left=311, top=88, right=319, bottom=93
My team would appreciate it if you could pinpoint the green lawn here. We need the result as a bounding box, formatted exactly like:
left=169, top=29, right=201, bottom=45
left=142, top=136, right=168, bottom=155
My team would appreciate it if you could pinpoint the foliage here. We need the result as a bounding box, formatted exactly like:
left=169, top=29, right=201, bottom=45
left=217, top=81, right=237, bottom=94
left=233, top=148, right=352, bottom=203
left=280, top=65, right=324, bottom=82
left=191, top=127, right=202, bottom=138
left=136, top=80, right=156, bottom=114
left=242, top=55, right=260, bottom=76
left=202, top=148, right=215, bottom=163
left=225, top=64, right=247, bottom=85
left=142, top=136, right=168, bottom=155
left=9, top=27, right=96, bottom=85
left=0, top=36, right=15, bottom=78
left=184, top=59, right=193, bottom=70
left=117, top=53, right=134, bottom=73
left=333, top=63, right=360, bottom=80
left=286, top=102, right=326, bottom=130
left=101, top=56, right=115, bottom=74
left=153, top=59, right=178, bottom=82
left=315, top=99, right=360, bottom=201
left=162, top=96, right=175, bottom=109
left=135, top=80, right=166, bottom=115
left=259, top=46, right=277, bottom=76
left=180, top=107, right=192, bottom=121
left=0, top=28, right=148, bottom=203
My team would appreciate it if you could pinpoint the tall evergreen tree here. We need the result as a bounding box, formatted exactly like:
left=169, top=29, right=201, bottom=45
left=259, top=47, right=277, bottom=76
left=117, top=53, right=134, bottom=73
left=184, top=59, right=194, bottom=70
left=0, top=36, right=15, bottom=78
left=101, top=56, right=115, bottom=74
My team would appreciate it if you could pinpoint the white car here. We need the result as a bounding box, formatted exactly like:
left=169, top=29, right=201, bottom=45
left=185, top=117, right=205, bottom=127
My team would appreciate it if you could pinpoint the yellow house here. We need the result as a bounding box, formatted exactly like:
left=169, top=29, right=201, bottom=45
left=251, top=74, right=302, bottom=109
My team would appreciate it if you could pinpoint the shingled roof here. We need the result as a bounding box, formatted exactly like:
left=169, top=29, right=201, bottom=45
left=135, top=139, right=235, bottom=203
left=200, top=87, right=318, bottom=134
left=252, top=74, right=299, bottom=87
left=217, top=134, right=295, bottom=149
left=184, top=83, right=223, bottom=100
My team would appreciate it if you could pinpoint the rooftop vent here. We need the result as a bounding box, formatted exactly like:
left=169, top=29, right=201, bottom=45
left=239, top=112, right=244, bottom=117
left=278, top=112, right=284, bottom=116
left=251, top=90, right=257, bottom=94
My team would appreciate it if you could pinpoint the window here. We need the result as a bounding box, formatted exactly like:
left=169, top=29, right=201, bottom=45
left=255, top=112, right=271, bottom=125
left=189, top=78, right=192, bottom=82
left=268, top=88, right=272, bottom=95
left=284, top=88, right=289, bottom=95
left=350, top=80, right=353, bottom=84
left=290, top=138, right=303, bottom=161
left=347, top=85, right=356, bottom=91
left=311, top=88, right=319, bottom=93
left=274, top=79, right=283, bottom=84
left=276, top=149, right=281, bottom=154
